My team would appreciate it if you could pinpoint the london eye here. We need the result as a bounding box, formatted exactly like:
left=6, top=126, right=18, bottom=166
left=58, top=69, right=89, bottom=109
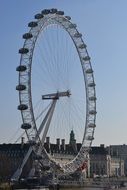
left=15, top=8, right=96, bottom=180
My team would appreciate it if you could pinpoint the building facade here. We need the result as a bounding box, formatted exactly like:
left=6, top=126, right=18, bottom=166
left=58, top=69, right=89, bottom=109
left=90, top=144, right=124, bottom=177
left=0, top=143, right=32, bottom=182
left=110, top=157, right=124, bottom=176
left=0, top=134, right=125, bottom=181
left=89, top=145, right=111, bottom=177
left=44, top=130, right=90, bottom=179
left=0, top=130, right=89, bottom=181
left=107, top=144, right=127, bottom=175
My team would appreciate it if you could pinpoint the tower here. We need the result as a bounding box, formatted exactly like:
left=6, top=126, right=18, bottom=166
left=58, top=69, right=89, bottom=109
left=69, top=130, right=77, bottom=153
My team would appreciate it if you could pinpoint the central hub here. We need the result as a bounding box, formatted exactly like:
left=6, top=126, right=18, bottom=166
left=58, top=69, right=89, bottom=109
left=42, top=90, right=71, bottom=100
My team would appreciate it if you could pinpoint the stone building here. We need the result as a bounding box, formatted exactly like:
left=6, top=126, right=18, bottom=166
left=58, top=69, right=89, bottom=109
left=44, top=130, right=90, bottom=178
left=0, top=130, right=89, bottom=181
left=90, top=144, right=124, bottom=177
left=0, top=132, right=125, bottom=181
left=0, top=143, right=32, bottom=181
left=45, top=130, right=80, bottom=164
left=110, top=157, right=124, bottom=176
left=89, top=144, right=111, bottom=177
left=107, top=144, right=126, bottom=175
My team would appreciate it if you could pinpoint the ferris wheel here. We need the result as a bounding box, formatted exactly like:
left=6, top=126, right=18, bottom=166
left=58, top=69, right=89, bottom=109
left=15, top=9, right=96, bottom=178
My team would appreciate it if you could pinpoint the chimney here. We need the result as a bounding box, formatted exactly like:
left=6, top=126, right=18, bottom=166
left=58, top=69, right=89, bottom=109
left=61, top=139, right=66, bottom=152
left=56, top=138, right=60, bottom=151
left=21, top=137, right=25, bottom=147
left=46, top=136, right=50, bottom=144
left=100, top=144, right=105, bottom=148
left=45, top=137, right=50, bottom=153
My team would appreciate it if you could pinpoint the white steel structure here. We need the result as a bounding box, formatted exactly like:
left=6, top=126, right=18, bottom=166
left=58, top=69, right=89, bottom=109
left=14, top=9, right=96, bottom=180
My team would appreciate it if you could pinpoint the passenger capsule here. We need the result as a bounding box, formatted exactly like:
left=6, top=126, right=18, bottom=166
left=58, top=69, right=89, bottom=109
left=21, top=123, right=31, bottom=130
left=19, top=48, right=29, bottom=54
left=79, top=44, right=86, bottom=49
left=56, top=11, right=64, bottom=15
left=83, top=56, right=91, bottom=61
left=16, top=65, right=27, bottom=72
left=88, top=123, right=96, bottom=128
left=22, top=33, right=33, bottom=39
left=35, top=13, right=44, bottom=19
left=18, top=104, right=28, bottom=110
left=86, top=68, right=93, bottom=74
left=89, top=110, right=97, bottom=115
left=87, top=136, right=94, bottom=141
left=74, top=33, right=82, bottom=38
left=50, top=8, right=57, bottom=14
left=41, top=9, right=50, bottom=15
left=69, top=23, right=77, bottom=28
left=89, top=96, right=96, bottom=101
left=88, top=82, right=96, bottom=87
left=65, top=16, right=71, bottom=20
left=16, top=84, right=26, bottom=91
left=28, top=21, right=38, bottom=27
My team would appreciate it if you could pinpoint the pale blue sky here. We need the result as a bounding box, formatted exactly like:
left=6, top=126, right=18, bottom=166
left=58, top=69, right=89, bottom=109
left=0, top=0, right=127, bottom=146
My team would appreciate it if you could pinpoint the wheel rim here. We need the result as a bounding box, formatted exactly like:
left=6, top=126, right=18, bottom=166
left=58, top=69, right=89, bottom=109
left=17, top=9, right=96, bottom=173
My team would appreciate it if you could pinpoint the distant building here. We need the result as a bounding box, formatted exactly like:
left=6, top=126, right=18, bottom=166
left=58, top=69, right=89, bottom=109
left=90, top=144, right=125, bottom=177
left=44, top=130, right=90, bottom=178
left=0, top=130, right=89, bottom=181
left=107, top=144, right=126, bottom=175
left=44, top=130, right=79, bottom=164
left=0, top=143, right=32, bottom=181
left=0, top=132, right=125, bottom=181
left=89, top=144, right=111, bottom=177
left=110, top=157, right=124, bottom=176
